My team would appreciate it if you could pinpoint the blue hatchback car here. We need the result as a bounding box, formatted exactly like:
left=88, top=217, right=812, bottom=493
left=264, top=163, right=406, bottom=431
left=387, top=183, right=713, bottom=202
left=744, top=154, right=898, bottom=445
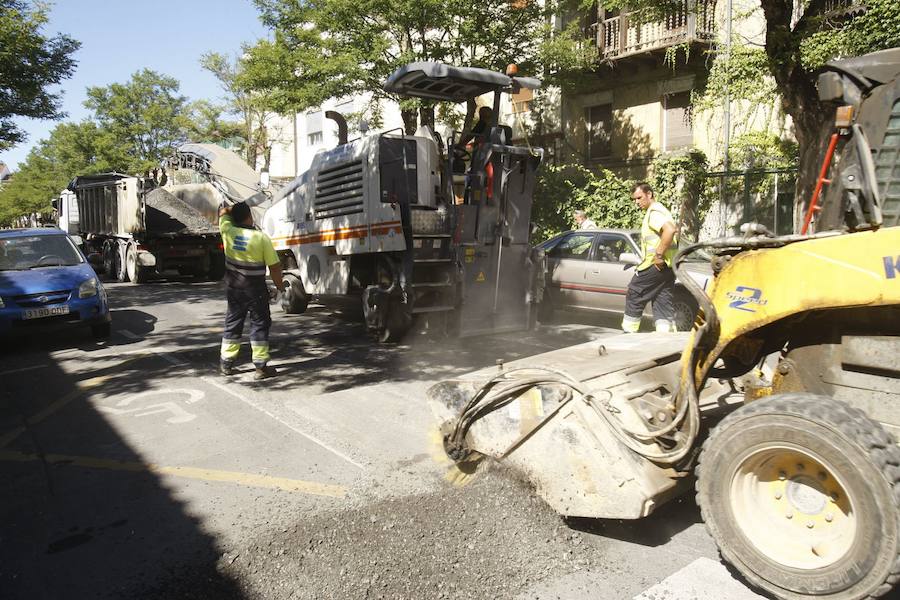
left=0, top=228, right=111, bottom=338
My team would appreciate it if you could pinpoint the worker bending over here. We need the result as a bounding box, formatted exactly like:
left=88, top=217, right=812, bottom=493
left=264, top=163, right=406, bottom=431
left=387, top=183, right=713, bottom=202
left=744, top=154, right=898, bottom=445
left=218, top=201, right=284, bottom=379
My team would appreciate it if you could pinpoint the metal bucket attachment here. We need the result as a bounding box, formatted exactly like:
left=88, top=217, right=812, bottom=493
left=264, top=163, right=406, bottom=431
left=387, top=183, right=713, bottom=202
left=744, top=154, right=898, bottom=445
left=428, top=333, right=728, bottom=519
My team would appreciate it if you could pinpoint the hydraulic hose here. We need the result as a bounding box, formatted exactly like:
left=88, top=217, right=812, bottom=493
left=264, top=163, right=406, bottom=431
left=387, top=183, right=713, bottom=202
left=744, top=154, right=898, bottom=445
left=446, top=365, right=699, bottom=466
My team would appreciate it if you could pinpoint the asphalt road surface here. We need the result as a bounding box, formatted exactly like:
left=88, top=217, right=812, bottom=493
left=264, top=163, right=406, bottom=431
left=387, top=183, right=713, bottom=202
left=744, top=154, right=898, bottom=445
left=1, top=279, right=766, bottom=599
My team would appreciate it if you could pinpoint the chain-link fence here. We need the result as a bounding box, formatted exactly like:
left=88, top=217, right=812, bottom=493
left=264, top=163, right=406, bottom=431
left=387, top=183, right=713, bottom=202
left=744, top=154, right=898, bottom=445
left=700, top=168, right=798, bottom=239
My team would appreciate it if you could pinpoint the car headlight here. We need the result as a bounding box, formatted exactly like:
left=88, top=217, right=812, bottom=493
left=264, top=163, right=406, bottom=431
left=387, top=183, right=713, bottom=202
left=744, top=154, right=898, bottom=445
left=78, top=278, right=99, bottom=298
left=0, top=297, right=4, bottom=308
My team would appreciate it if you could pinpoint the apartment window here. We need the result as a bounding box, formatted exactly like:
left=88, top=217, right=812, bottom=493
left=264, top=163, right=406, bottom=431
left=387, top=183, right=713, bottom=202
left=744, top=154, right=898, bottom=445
left=586, top=104, right=613, bottom=159
left=663, top=92, right=693, bottom=151
left=511, top=87, right=533, bottom=114
left=308, top=131, right=323, bottom=146
left=305, top=109, right=323, bottom=131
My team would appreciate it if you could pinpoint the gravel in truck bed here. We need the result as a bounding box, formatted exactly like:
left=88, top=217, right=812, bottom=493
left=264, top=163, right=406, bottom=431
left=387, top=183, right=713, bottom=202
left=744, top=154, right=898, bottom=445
left=144, top=187, right=218, bottom=235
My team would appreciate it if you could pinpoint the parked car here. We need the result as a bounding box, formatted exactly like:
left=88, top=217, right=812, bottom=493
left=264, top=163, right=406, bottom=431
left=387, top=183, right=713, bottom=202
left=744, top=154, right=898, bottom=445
left=0, top=228, right=111, bottom=339
left=536, top=229, right=713, bottom=331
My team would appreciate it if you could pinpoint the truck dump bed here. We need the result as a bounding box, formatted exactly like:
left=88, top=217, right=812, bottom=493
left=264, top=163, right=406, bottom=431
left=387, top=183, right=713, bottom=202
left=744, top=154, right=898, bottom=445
left=144, top=188, right=217, bottom=236
left=70, top=174, right=217, bottom=238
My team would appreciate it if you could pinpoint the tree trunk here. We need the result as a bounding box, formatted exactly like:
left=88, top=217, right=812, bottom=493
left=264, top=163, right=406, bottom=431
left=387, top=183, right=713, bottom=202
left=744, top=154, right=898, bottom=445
left=760, top=0, right=835, bottom=233
left=401, top=108, right=418, bottom=135
left=419, top=104, right=435, bottom=131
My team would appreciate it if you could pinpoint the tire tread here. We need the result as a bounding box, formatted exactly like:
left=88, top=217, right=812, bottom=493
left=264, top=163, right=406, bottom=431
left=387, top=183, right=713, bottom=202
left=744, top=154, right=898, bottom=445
left=696, top=393, right=900, bottom=600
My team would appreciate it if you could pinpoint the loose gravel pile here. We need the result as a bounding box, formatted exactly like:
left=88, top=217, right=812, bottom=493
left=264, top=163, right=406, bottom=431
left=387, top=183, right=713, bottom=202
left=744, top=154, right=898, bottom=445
left=137, top=469, right=605, bottom=599
left=144, top=188, right=217, bottom=235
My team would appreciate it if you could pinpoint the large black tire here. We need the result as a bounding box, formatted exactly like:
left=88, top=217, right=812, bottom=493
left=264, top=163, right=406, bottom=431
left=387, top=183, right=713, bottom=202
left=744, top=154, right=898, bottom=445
left=281, top=274, right=308, bottom=314
left=372, top=259, right=411, bottom=343
left=125, top=243, right=148, bottom=284
left=102, top=241, right=126, bottom=282
left=101, top=243, right=115, bottom=278
left=672, top=288, right=699, bottom=332
left=696, top=393, right=900, bottom=600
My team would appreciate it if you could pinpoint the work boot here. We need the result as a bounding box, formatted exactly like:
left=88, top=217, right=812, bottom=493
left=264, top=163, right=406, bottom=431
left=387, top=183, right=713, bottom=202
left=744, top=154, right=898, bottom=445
left=220, top=360, right=236, bottom=376
left=254, top=365, right=277, bottom=380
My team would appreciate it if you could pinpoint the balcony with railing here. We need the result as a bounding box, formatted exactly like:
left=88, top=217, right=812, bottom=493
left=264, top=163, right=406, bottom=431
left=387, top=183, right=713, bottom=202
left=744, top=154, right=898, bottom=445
left=822, top=0, right=867, bottom=19
left=595, top=1, right=717, bottom=61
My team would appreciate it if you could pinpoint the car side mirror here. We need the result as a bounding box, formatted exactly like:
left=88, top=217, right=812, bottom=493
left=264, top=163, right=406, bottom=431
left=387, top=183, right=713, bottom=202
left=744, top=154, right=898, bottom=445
left=619, top=252, right=640, bottom=265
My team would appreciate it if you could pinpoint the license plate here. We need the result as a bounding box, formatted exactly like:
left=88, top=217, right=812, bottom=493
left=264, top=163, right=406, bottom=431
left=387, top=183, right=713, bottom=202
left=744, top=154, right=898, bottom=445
left=22, top=306, right=71, bottom=320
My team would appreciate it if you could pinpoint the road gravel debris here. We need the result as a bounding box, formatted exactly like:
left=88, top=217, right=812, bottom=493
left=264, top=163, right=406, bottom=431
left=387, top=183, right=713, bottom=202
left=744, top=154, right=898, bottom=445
left=136, top=468, right=609, bottom=599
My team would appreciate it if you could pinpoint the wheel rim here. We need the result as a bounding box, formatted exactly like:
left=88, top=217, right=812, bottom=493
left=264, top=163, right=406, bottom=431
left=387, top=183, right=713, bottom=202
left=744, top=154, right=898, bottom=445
left=729, top=445, right=857, bottom=570
left=126, top=247, right=136, bottom=281
left=672, top=299, right=694, bottom=331
left=281, top=276, right=299, bottom=310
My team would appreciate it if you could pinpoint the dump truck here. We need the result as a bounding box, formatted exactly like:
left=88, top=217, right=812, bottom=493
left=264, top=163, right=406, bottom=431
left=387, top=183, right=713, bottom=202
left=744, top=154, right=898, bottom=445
left=429, top=48, right=900, bottom=600
left=247, top=63, right=545, bottom=341
left=68, top=173, right=224, bottom=283
left=51, top=189, right=79, bottom=235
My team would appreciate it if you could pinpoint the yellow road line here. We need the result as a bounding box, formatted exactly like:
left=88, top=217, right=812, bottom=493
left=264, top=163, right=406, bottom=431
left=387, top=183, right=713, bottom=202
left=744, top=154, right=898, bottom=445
left=0, top=354, right=148, bottom=449
left=0, top=450, right=346, bottom=498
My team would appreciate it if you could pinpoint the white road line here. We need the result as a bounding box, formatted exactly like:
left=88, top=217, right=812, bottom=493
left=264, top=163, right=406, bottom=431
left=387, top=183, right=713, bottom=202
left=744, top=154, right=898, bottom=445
left=201, top=375, right=365, bottom=470
left=0, top=364, right=49, bottom=376
left=633, top=557, right=765, bottom=600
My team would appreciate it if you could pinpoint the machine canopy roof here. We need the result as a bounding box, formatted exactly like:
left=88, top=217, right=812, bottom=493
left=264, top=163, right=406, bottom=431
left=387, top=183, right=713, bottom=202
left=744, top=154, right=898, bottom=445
left=383, top=62, right=540, bottom=102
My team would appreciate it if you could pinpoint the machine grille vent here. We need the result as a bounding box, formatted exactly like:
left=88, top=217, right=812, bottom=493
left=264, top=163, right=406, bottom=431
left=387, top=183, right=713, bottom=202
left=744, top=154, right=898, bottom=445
left=875, top=99, right=900, bottom=228
left=314, top=160, right=364, bottom=219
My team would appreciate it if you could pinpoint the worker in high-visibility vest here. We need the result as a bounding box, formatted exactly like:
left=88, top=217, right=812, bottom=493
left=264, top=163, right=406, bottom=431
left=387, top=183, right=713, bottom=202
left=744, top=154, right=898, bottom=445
left=622, top=182, right=678, bottom=333
left=218, top=201, right=285, bottom=379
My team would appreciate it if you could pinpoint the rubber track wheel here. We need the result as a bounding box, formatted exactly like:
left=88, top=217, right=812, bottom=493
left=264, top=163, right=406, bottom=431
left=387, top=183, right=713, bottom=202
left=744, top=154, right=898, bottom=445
left=696, top=393, right=900, bottom=600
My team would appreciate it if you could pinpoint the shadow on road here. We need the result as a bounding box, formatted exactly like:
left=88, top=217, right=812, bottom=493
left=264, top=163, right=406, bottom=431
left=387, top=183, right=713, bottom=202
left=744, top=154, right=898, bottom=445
left=101, top=279, right=612, bottom=396
left=567, top=495, right=703, bottom=547
left=0, top=336, right=246, bottom=599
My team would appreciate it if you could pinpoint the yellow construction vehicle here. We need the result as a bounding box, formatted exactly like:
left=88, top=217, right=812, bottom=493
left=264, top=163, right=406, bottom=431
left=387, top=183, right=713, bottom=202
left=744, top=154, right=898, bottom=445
left=428, top=48, right=900, bottom=600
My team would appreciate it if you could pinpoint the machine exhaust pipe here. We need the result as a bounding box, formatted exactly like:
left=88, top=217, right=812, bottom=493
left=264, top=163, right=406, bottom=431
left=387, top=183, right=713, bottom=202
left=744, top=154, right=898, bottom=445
left=325, top=111, right=348, bottom=146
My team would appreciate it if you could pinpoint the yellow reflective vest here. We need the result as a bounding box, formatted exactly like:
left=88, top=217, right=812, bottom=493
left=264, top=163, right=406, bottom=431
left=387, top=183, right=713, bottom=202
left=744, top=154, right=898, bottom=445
left=637, top=202, right=677, bottom=271
left=219, top=214, right=278, bottom=283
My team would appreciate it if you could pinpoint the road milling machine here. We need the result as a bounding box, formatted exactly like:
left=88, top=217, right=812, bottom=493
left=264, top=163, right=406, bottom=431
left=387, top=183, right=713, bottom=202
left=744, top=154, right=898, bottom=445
left=429, top=48, right=900, bottom=600
left=257, top=63, right=543, bottom=341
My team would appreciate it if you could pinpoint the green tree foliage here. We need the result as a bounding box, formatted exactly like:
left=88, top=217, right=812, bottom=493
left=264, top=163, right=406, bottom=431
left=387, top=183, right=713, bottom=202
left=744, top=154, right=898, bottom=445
left=242, top=0, right=562, bottom=132
left=651, top=150, right=711, bottom=241
left=603, top=0, right=900, bottom=224
left=729, top=131, right=797, bottom=171
left=200, top=52, right=274, bottom=168
left=84, top=69, right=191, bottom=173
left=0, top=121, right=124, bottom=225
left=0, top=0, right=80, bottom=150
left=1, top=69, right=208, bottom=224
left=800, top=0, right=900, bottom=70
left=187, top=99, right=246, bottom=150
left=532, top=164, right=639, bottom=241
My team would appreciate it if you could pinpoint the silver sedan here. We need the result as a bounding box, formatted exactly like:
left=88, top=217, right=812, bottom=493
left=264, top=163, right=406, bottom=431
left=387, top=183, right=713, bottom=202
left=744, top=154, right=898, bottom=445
left=536, top=229, right=712, bottom=331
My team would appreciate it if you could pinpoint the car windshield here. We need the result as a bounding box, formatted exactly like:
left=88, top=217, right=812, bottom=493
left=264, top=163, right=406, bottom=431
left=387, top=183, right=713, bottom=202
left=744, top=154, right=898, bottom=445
left=0, top=235, right=83, bottom=270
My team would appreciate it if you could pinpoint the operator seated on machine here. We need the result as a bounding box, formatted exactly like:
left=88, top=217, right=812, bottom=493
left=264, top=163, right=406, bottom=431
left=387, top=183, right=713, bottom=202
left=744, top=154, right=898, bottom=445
left=455, top=106, right=496, bottom=204
left=457, top=106, right=494, bottom=149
